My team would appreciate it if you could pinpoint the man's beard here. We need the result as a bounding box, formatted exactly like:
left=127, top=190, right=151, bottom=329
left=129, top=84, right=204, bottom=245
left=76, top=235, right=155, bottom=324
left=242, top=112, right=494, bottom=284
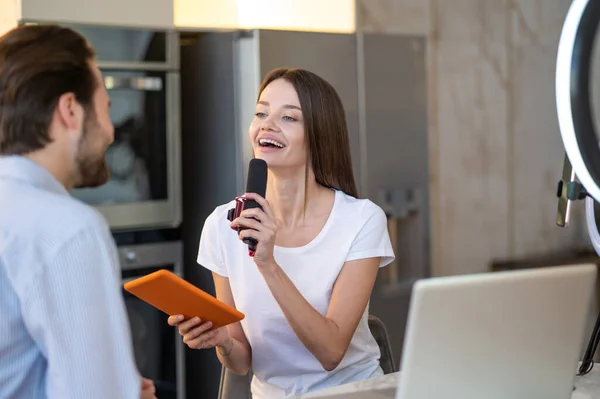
left=72, top=114, right=110, bottom=189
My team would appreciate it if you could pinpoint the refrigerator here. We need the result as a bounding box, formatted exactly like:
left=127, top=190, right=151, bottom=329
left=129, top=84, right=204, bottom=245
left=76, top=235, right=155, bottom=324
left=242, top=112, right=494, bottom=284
left=179, top=29, right=429, bottom=398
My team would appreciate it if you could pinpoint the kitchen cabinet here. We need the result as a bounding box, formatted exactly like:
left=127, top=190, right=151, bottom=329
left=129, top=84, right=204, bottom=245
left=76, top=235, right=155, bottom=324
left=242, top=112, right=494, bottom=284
left=0, top=0, right=173, bottom=32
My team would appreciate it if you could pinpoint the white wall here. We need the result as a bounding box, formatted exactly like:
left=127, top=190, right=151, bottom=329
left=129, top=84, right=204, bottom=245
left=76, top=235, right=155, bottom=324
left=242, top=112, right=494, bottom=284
left=0, top=0, right=20, bottom=36
left=357, top=0, right=588, bottom=276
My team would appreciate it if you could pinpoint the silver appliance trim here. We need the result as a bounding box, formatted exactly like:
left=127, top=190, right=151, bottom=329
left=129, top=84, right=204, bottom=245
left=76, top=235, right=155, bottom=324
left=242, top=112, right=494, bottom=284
left=97, top=61, right=177, bottom=72
left=166, top=71, right=183, bottom=229
left=234, top=30, right=261, bottom=193
left=104, top=76, right=163, bottom=91
left=119, top=241, right=185, bottom=399
left=96, top=200, right=181, bottom=231
left=93, top=69, right=182, bottom=232
left=118, top=241, right=183, bottom=272
left=166, top=30, right=180, bottom=69
left=19, top=21, right=179, bottom=71
left=356, top=30, right=368, bottom=197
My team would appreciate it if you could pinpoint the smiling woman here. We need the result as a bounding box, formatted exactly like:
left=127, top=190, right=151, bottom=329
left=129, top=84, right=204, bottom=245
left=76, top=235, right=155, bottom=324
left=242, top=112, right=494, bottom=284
left=251, top=69, right=359, bottom=198
left=169, top=68, right=395, bottom=399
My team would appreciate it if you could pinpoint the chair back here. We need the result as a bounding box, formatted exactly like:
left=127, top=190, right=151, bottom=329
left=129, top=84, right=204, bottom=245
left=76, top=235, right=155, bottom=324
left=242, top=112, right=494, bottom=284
left=218, top=368, right=252, bottom=399
left=217, top=314, right=396, bottom=399
left=368, top=314, right=397, bottom=374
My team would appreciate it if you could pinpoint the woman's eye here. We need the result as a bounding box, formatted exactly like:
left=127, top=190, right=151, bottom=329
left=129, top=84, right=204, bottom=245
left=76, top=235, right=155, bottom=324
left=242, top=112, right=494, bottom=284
left=255, top=112, right=266, bottom=118
left=283, top=115, right=296, bottom=121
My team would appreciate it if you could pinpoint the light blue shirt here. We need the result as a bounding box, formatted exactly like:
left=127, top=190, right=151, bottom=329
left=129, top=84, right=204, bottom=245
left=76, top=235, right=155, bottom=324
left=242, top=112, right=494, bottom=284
left=0, top=155, right=141, bottom=398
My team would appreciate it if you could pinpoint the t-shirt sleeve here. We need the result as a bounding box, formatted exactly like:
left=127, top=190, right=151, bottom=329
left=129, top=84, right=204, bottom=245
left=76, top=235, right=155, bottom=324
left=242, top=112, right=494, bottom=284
left=346, top=203, right=395, bottom=268
left=197, top=208, right=228, bottom=277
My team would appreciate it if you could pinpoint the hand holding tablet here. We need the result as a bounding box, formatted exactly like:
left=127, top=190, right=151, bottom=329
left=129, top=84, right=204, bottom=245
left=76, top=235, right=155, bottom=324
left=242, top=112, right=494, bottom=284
left=167, top=314, right=234, bottom=351
left=123, top=269, right=245, bottom=329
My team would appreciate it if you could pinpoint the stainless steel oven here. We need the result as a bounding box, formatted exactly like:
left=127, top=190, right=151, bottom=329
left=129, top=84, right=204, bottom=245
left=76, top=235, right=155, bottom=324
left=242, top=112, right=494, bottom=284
left=119, top=240, right=185, bottom=399
left=64, top=24, right=182, bottom=231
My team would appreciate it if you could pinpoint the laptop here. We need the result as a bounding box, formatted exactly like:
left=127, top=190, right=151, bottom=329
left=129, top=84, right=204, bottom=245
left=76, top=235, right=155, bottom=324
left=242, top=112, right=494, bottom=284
left=303, top=264, right=597, bottom=399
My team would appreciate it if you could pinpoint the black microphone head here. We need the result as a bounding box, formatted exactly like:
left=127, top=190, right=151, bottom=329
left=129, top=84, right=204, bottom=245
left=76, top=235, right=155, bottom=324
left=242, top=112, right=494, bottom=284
left=244, top=158, right=268, bottom=210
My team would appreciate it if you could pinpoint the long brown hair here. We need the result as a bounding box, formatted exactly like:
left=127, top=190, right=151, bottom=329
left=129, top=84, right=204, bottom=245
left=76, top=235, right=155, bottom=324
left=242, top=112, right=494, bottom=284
left=257, top=68, right=359, bottom=199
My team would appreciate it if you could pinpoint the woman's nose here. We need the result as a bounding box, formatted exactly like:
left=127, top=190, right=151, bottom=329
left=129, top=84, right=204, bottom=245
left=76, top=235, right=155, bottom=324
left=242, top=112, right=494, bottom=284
left=260, top=116, right=277, bottom=131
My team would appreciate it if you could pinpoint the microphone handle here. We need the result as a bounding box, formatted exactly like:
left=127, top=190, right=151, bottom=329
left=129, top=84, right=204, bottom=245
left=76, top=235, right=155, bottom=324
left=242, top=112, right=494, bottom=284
left=241, top=198, right=261, bottom=256
left=243, top=237, right=258, bottom=251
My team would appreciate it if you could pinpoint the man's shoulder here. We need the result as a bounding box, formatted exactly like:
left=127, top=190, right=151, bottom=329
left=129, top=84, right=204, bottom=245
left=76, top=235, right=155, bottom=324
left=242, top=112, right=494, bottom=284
left=55, top=196, right=108, bottom=229
left=0, top=191, right=115, bottom=294
left=1, top=178, right=106, bottom=225
left=1, top=188, right=110, bottom=256
left=35, top=193, right=108, bottom=236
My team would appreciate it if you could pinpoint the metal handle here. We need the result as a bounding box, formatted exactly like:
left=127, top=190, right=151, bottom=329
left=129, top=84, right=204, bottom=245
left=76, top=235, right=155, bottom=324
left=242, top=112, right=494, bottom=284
left=123, top=249, right=137, bottom=263
left=104, top=76, right=163, bottom=91
left=556, top=153, right=576, bottom=227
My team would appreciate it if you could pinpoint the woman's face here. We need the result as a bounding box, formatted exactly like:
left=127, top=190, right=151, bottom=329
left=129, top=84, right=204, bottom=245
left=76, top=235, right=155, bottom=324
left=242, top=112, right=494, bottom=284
left=249, top=78, right=306, bottom=170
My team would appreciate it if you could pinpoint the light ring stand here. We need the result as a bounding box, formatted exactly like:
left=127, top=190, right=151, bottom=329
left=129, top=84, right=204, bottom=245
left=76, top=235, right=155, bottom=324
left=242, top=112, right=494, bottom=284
left=556, top=0, right=600, bottom=375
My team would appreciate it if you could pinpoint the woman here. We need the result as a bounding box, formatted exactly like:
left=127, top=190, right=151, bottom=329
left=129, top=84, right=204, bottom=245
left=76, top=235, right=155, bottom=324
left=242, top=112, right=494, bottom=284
left=169, top=68, right=395, bottom=398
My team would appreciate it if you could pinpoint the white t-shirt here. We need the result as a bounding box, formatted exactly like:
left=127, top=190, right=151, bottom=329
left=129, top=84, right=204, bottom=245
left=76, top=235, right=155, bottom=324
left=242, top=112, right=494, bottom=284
left=197, top=189, right=395, bottom=398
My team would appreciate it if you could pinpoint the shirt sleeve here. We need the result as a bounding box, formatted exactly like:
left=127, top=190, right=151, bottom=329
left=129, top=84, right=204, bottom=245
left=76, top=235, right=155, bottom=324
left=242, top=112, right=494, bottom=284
left=346, top=203, right=395, bottom=268
left=197, top=208, right=228, bottom=277
left=19, top=225, right=141, bottom=399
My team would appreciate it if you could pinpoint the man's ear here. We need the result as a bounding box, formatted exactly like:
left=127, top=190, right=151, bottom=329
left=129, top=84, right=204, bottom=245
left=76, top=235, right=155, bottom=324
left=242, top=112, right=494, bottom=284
left=54, top=92, right=83, bottom=133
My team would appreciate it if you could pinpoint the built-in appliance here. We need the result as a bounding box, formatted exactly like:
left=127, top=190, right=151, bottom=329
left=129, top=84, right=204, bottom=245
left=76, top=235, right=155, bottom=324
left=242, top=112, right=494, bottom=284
left=66, top=24, right=182, bottom=232
left=117, top=238, right=185, bottom=399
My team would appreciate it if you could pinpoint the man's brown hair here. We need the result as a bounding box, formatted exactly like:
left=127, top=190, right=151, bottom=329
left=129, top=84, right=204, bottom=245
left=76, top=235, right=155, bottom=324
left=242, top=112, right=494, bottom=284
left=0, top=25, right=96, bottom=155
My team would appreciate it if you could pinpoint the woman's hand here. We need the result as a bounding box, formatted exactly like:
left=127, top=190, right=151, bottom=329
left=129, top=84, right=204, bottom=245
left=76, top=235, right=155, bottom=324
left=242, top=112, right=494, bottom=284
left=140, top=377, right=156, bottom=399
left=168, top=315, right=231, bottom=351
left=231, top=192, right=278, bottom=272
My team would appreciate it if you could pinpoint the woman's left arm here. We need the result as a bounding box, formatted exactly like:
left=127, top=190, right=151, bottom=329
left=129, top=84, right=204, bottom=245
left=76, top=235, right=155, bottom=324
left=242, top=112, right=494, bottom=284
left=262, top=256, right=379, bottom=371
left=232, top=193, right=383, bottom=371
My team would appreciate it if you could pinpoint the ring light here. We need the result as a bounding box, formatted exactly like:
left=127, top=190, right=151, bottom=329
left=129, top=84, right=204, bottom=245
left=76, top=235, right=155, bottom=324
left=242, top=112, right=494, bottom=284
left=556, top=0, right=600, bottom=202
left=556, top=0, right=600, bottom=375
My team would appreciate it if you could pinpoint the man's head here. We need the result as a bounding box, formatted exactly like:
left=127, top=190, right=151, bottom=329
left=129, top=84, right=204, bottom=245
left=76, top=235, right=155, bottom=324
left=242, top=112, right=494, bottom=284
left=0, top=24, right=114, bottom=189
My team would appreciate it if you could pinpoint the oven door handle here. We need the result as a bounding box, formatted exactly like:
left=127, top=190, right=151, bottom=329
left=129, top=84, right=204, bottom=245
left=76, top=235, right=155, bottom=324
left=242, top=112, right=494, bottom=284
left=104, top=76, right=163, bottom=91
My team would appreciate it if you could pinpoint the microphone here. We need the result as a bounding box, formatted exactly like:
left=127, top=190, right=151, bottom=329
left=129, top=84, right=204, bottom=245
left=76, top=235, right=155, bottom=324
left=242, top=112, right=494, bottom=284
left=243, top=158, right=268, bottom=255
left=227, top=158, right=268, bottom=256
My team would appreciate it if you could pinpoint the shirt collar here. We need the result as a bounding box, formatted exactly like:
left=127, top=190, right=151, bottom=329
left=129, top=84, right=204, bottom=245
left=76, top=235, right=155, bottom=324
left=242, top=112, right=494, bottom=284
left=0, top=155, right=69, bottom=197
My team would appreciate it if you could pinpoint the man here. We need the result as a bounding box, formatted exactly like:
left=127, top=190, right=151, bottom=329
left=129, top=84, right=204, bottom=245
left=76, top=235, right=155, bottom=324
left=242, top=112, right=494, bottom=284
left=0, top=25, right=155, bottom=398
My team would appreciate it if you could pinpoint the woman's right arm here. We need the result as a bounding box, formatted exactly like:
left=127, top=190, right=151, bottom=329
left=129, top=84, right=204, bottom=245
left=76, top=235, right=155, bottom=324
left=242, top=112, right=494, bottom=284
left=212, top=272, right=252, bottom=375
left=168, top=273, right=251, bottom=375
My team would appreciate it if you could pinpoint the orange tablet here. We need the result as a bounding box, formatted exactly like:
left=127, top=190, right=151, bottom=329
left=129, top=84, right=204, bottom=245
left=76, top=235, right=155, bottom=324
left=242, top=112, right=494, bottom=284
left=123, top=269, right=244, bottom=329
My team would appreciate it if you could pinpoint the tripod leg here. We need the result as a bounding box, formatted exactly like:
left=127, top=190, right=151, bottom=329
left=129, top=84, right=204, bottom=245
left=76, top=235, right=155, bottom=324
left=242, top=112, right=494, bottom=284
left=579, top=309, right=600, bottom=375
